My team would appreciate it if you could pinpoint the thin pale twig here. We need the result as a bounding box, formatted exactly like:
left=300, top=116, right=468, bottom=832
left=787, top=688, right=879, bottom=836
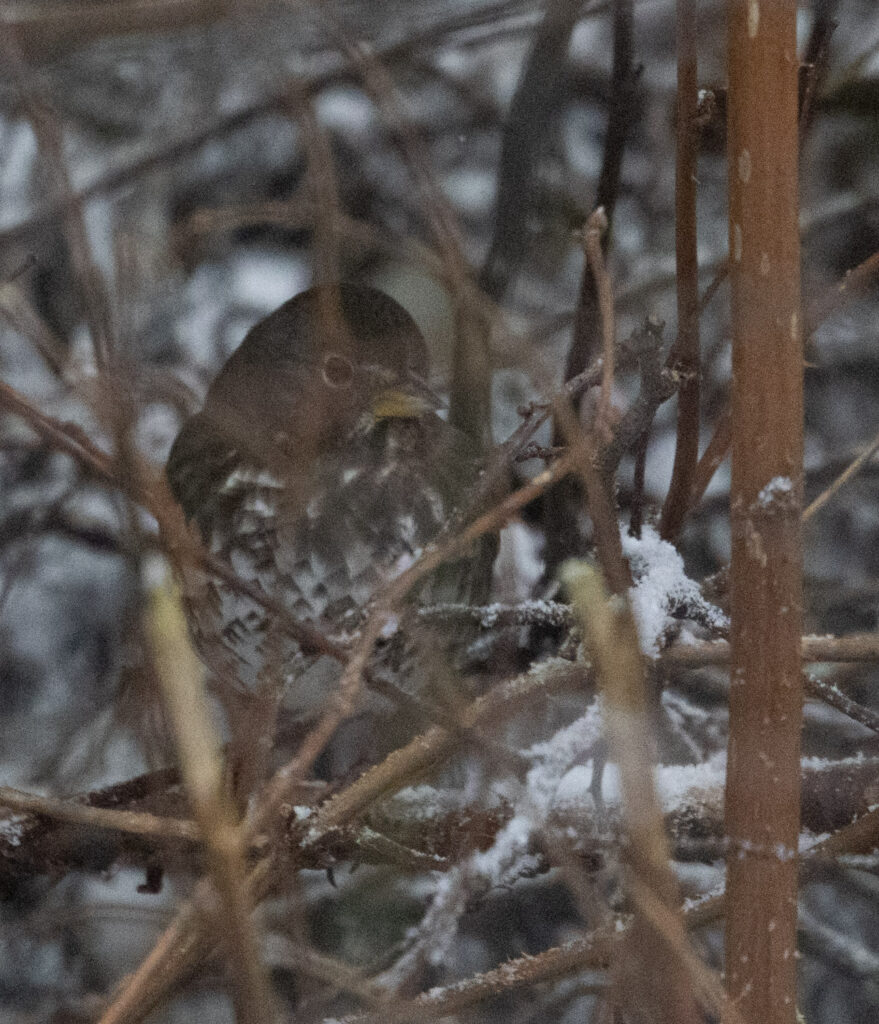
left=0, top=785, right=198, bottom=843
left=804, top=247, right=879, bottom=338
left=147, top=583, right=276, bottom=1024
left=804, top=425, right=879, bottom=522
left=661, top=632, right=879, bottom=665
left=564, top=563, right=699, bottom=1024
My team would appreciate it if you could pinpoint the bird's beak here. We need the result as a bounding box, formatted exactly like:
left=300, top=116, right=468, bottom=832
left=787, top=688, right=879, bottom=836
left=371, top=377, right=440, bottom=420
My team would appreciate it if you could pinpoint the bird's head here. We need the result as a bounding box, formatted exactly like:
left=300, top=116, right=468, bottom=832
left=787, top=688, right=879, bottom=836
left=167, top=284, right=439, bottom=518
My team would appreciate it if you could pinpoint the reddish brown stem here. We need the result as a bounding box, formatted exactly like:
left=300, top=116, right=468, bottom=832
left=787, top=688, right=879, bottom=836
left=724, top=3, right=804, bottom=1023
left=688, top=404, right=732, bottom=509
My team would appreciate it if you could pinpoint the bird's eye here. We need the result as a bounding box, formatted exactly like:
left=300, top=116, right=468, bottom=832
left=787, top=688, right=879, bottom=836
left=321, top=353, right=354, bottom=389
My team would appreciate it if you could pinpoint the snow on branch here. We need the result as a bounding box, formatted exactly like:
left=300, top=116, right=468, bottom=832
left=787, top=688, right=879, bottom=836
left=622, top=524, right=728, bottom=656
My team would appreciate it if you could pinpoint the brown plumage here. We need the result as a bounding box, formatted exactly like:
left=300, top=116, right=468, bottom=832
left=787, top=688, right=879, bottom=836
left=166, top=284, right=480, bottom=731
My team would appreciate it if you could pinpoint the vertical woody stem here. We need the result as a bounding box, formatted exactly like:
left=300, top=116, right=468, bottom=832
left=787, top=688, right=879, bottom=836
left=725, top=2, right=804, bottom=1023
left=660, top=0, right=700, bottom=541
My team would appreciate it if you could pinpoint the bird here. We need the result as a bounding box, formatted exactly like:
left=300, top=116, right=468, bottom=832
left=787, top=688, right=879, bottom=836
left=165, top=283, right=482, bottom=770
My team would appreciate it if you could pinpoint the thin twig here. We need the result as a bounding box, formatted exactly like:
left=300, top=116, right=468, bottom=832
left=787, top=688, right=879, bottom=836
left=0, top=379, right=116, bottom=482
left=0, top=786, right=197, bottom=843
left=626, top=875, right=745, bottom=1024
left=803, top=672, right=879, bottom=734
left=285, top=82, right=344, bottom=289
left=147, top=582, right=276, bottom=1024
left=660, top=0, right=701, bottom=542
left=688, top=247, right=879, bottom=517
left=629, top=424, right=650, bottom=537
left=478, top=0, right=580, bottom=300
left=698, top=262, right=729, bottom=312
left=687, top=403, right=731, bottom=510
left=798, top=0, right=839, bottom=143
left=0, top=280, right=69, bottom=377
left=803, top=424, right=879, bottom=521
left=418, top=600, right=572, bottom=630
left=804, top=246, right=879, bottom=338
left=543, top=0, right=636, bottom=573
left=1, top=35, right=115, bottom=373
left=564, top=0, right=635, bottom=382
left=579, top=208, right=616, bottom=443
left=342, top=928, right=617, bottom=1024
left=661, top=632, right=879, bottom=665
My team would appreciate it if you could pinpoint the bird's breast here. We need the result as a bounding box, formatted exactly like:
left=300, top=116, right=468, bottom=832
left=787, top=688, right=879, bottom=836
left=185, top=422, right=457, bottom=695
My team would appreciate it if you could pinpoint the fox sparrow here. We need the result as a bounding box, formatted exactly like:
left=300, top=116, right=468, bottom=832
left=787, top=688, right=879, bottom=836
left=166, top=283, right=479, bottom=729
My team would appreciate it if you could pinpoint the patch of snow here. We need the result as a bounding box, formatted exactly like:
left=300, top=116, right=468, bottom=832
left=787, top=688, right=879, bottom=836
left=621, top=524, right=728, bottom=656
left=316, top=87, right=376, bottom=138
left=799, top=830, right=830, bottom=853
left=469, top=813, right=537, bottom=884
left=381, top=785, right=469, bottom=821
left=552, top=765, right=595, bottom=810
left=493, top=522, right=544, bottom=603
left=443, top=168, right=494, bottom=216
left=757, top=476, right=794, bottom=508
left=234, top=254, right=309, bottom=312
left=527, top=700, right=604, bottom=794
left=656, top=754, right=726, bottom=809
left=0, top=815, right=26, bottom=846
